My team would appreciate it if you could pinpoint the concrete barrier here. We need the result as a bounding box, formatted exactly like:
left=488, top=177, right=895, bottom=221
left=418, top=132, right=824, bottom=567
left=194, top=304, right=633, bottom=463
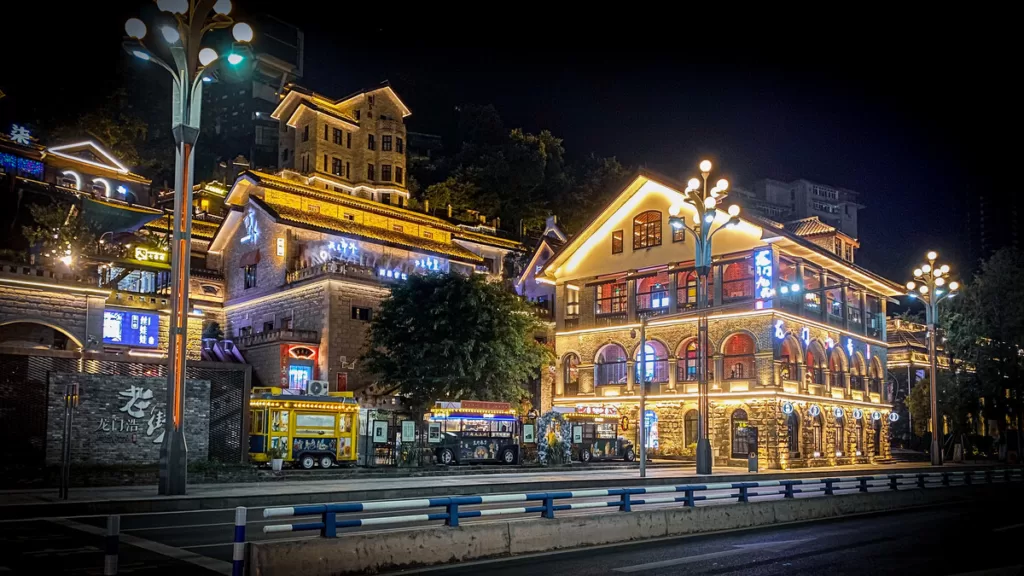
left=246, top=484, right=1012, bottom=576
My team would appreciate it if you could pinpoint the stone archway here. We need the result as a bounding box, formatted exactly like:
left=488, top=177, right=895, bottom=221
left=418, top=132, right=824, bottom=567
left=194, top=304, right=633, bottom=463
left=0, top=320, right=83, bottom=351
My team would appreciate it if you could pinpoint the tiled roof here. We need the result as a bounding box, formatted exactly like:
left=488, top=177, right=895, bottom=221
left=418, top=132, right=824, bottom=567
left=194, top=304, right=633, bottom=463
left=144, top=215, right=220, bottom=240
left=783, top=217, right=836, bottom=237
left=255, top=198, right=484, bottom=263
left=453, top=228, right=525, bottom=251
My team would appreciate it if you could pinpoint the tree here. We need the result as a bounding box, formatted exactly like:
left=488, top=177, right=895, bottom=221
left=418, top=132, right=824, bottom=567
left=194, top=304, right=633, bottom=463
left=21, top=202, right=95, bottom=268
left=362, top=273, right=552, bottom=411
left=907, top=373, right=980, bottom=440
left=423, top=177, right=480, bottom=215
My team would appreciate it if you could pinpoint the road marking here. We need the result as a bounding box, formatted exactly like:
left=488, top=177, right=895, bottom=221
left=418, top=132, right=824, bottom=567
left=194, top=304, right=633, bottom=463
left=49, top=518, right=232, bottom=575
left=947, top=567, right=1023, bottom=576
left=993, top=523, right=1024, bottom=533
left=613, top=538, right=814, bottom=573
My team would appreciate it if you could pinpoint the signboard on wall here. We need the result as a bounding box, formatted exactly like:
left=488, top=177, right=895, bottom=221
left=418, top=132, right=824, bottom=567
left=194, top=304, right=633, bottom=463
left=337, top=373, right=348, bottom=391
left=102, top=310, right=160, bottom=348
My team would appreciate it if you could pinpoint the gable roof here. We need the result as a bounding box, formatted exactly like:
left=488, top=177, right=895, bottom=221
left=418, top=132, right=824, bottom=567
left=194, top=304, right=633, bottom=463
left=272, top=83, right=411, bottom=123
left=541, top=167, right=904, bottom=297
left=516, top=239, right=556, bottom=289
left=45, top=141, right=150, bottom=184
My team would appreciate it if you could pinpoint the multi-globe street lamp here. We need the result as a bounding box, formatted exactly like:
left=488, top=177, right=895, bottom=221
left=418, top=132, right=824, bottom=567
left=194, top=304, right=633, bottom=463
left=905, top=251, right=959, bottom=467
left=667, top=160, right=741, bottom=475
left=123, top=0, right=253, bottom=495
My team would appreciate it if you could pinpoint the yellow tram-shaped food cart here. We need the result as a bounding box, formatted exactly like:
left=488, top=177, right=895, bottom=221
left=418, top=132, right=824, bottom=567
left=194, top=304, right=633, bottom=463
left=248, top=387, right=360, bottom=469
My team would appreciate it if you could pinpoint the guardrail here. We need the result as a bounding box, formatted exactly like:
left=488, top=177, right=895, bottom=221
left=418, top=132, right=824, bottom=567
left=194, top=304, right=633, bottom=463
left=263, top=468, right=1023, bottom=537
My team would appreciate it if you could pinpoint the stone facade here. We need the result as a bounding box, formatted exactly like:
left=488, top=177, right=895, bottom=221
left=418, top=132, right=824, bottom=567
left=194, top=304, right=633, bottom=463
left=46, top=373, right=209, bottom=465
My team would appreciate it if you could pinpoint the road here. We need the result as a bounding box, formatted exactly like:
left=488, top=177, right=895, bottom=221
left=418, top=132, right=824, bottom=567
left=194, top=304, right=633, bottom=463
left=416, top=499, right=1024, bottom=575
left=0, top=473, right=1014, bottom=575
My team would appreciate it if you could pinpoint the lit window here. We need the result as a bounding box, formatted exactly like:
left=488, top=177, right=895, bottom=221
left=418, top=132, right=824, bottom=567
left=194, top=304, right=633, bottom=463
left=632, top=211, right=662, bottom=249
left=611, top=230, right=623, bottom=254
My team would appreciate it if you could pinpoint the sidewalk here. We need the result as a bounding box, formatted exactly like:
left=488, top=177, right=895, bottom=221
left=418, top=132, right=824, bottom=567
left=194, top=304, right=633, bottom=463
left=0, top=461, right=1001, bottom=519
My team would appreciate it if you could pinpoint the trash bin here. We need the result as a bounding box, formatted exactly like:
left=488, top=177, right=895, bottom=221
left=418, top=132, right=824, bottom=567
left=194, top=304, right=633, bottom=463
left=747, top=427, right=759, bottom=472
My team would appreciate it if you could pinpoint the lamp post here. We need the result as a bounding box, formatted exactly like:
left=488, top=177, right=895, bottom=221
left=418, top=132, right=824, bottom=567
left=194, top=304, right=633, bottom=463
left=631, top=321, right=649, bottom=477
left=123, top=0, right=253, bottom=495
left=905, top=251, right=959, bottom=466
left=668, top=160, right=741, bottom=475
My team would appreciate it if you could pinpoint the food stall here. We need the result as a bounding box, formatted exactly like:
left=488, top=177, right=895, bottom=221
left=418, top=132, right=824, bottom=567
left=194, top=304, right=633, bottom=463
left=559, top=405, right=636, bottom=463
left=429, top=401, right=520, bottom=465
left=248, top=387, right=360, bottom=469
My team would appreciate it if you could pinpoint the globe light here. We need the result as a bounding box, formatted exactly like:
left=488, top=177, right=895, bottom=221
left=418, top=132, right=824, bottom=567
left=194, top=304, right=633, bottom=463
left=703, top=196, right=716, bottom=209
left=668, top=204, right=681, bottom=217
left=160, top=25, right=180, bottom=44
left=935, top=277, right=945, bottom=286
left=941, top=264, right=950, bottom=273
left=704, top=213, right=715, bottom=223
left=699, top=160, right=712, bottom=173
left=232, top=22, right=254, bottom=42
left=213, top=0, right=232, bottom=14
left=919, top=285, right=929, bottom=294
left=692, top=213, right=700, bottom=224
left=906, top=281, right=916, bottom=290
left=157, top=0, right=188, bottom=14
left=687, top=177, right=700, bottom=190
left=927, top=251, right=938, bottom=261
left=933, top=268, right=943, bottom=277
left=921, top=264, right=932, bottom=273
left=198, top=48, right=219, bottom=66
left=132, top=50, right=151, bottom=61
left=709, top=186, right=721, bottom=198
left=914, top=268, right=923, bottom=277
left=227, top=53, right=245, bottom=65
left=949, top=281, right=959, bottom=291
left=728, top=204, right=740, bottom=217
left=125, top=18, right=147, bottom=39
left=717, top=179, right=729, bottom=191
left=791, top=283, right=801, bottom=292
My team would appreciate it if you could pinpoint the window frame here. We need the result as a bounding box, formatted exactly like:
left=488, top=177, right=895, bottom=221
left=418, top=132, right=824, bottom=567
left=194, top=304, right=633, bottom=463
left=243, top=263, right=257, bottom=289
left=382, top=134, right=392, bottom=151
left=632, top=210, right=662, bottom=250
left=611, top=230, right=623, bottom=254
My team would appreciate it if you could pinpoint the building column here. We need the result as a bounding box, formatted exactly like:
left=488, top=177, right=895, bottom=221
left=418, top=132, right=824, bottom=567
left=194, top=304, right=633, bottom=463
left=580, top=365, right=595, bottom=395
left=858, top=290, right=867, bottom=335
left=667, top=270, right=678, bottom=312
left=798, top=361, right=808, bottom=392
left=554, top=356, right=564, bottom=396
left=840, top=282, right=849, bottom=331
left=823, top=368, right=831, bottom=393
left=668, top=358, right=678, bottom=391
left=627, top=278, right=637, bottom=322
left=712, top=353, right=724, bottom=391
left=712, top=265, right=723, bottom=307
left=754, top=351, right=774, bottom=388
left=626, top=360, right=636, bottom=394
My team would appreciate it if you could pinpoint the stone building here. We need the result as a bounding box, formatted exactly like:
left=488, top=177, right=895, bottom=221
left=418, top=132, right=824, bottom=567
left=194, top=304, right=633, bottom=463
left=539, top=170, right=903, bottom=470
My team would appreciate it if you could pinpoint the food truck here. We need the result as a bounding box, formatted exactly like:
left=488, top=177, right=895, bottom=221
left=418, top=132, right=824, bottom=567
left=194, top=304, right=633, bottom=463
left=248, top=387, right=360, bottom=469
left=559, top=405, right=636, bottom=463
left=429, top=401, right=520, bottom=465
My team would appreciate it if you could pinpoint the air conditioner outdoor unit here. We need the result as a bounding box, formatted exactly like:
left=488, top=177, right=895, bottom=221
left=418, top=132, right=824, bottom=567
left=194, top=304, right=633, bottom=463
left=309, top=380, right=330, bottom=396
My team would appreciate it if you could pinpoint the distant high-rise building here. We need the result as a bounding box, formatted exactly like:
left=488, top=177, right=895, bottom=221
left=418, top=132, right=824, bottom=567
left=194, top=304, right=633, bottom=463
left=965, top=189, right=1021, bottom=271
left=733, top=178, right=863, bottom=239
left=202, top=15, right=303, bottom=176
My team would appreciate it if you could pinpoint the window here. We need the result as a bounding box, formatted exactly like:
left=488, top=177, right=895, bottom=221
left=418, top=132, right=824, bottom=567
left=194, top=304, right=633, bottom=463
left=566, top=287, right=580, bottom=317
left=423, top=231, right=433, bottom=239
left=282, top=149, right=289, bottom=162
left=684, top=410, right=698, bottom=446
left=611, top=230, right=623, bottom=254
left=382, top=135, right=392, bottom=151
left=392, top=224, right=403, bottom=233
left=263, top=321, right=274, bottom=332
left=347, top=133, right=352, bottom=148
left=243, top=264, right=257, bottom=289
left=308, top=204, right=320, bottom=214
left=323, top=125, right=328, bottom=140
left=346, top=161, right=351, bottom=177
left=562, top=353, right=580, bottom=396
left=332, top=157, right=343, bottom=176
left=835, top=417, right=845, bottom=456
left=381, top=193, right=391, bottom=205
left=721, top=259, right=754, bottom=303
left=722, top=333, right=755, bottom=379
left=381, top=164, right=392, bottom=181
left=483, top=257, right=496, bottom=273
left=677, top=339, right=712, bottom=382
left=596, top=281, right=628, bottom=315
left=632, top=210, right=662, bottom=249
left=787, top=412, right=800, bottom=456
left=397, top=137, right=404, bottom=154
left=323, top=154, right=328, bottom=171
left=731, top=409, right=750, bottom=459
left=856, top=419, right=865, bottom=455
left=395, top=166, right=403, bottom=184
left=636, top=272, right=670, bottom=311
left=343, top=213, right=355, bottom=221
left=302, top=125, right=309, bottom=142
left=806, top=344, right=826, bottom=385
left=634, top=341, right=669, bottom=385
left=844, top=244, right=853, bottom=262
left=594, top=344, right=628, bottom=386
left=351, top=306, right=372, bottom=321
left=367, top=164, right=375, bottom=180
left=812, top=416, right=824, bottom=456
left=355, top=110, right=361, bottom=120
left=811, top=184, right=840, bottom=200
left=368, top=134, right=376, bottom=150
left=834, top=237, right=842, bottom=255
left=280, top=317, right=292, bottom=330
left=332, top=128, right=342, bottom=144
left=673, top=225, right=686, bottom=243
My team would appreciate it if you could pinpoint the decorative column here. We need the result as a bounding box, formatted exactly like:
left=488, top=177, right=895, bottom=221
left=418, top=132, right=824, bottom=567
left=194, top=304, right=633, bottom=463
left=840, top=281, right=849, bottom=330
left=626, top=360, right=636, bottom=394
left=668, top=358, right=678, bottom=391
left=667, top=270, right=678, bottom=312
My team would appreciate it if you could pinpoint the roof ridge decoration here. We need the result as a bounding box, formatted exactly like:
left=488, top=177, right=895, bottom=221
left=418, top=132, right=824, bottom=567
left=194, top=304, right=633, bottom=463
left=46, top=141, right=131, bottom=175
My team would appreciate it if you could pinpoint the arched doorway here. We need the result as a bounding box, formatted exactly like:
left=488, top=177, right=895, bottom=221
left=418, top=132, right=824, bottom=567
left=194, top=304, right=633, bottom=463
left=828, top=348, right=847, bottom=390
left=806, top=342, right=826, bottom=386
left=634, top=340, right=669, bottom=389
left=787, top=411, right=800, bottom=457
left=851, top=353, right=867, bottom=392
left=731, top=409, right=750, bottom=458
left=779, top=335, right=801, bottom=382
left=0, top=321, right=82, bottom=351
left=722, top=333, right=756, bottom=380
left=562, top=353, right=580, bottom=396
left=677, top=338, right=713, bottom=382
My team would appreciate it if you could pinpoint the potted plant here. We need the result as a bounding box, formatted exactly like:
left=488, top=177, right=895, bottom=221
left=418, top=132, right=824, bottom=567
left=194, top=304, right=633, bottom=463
left=267, top=446, right=286, bottom=471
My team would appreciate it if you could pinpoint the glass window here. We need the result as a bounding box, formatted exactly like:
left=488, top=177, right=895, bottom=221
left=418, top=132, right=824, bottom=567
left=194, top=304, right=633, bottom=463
left=250, top=409, right=266, bottom=434
left=678, top=339, right=713, bottom=381
left=244, top=264, right=257, bottom=289
left=367, top=164, right=375, bottom=180
left=563, top=353, right=580, bottom=396
left=395, top=167, right=403, bottom=184
left=731, top=409, right=750, bottom=458
left=296, top=414, right=335, bottom=428
left=611, top=230, right=623, bottom=254
left=636, top=271, right=670, bottom=311
left=462, top=420, right=490, bottom=436
left=634, top=341, right=669, bottom=385
left=333, top=128, right=343, bottom=144
left=596, top=281, right=628, bottom=314
left=721, top=259, right=754, bottom=303
left=596, top=423, right=617, bottom=439
left=684, top=410, right=698, bottom=446
left=722, top=333, right=755, bottom=379
left=368, top=134, right=376, bottom=150
left=633, top=211, right=662, bottom=249
left=332, top=157, right=343, bottom=176
left=347, top=133, right=352, bottom=148
left=397, top=137, right=404, bottom=154
left=382, top=135, right=392, bottom=151
left=302, top=125, right=309, bottom=142
left=271, top=410, right=290, bottom=432
left=381, top=164, right=392, bottom=181
left=812, top=416, right=824, bottom=455
left=787, top=412, right=800, bottom=456
left=836, top=418, right=845, bottom=455
left=595, top=344, right=628, bottom=386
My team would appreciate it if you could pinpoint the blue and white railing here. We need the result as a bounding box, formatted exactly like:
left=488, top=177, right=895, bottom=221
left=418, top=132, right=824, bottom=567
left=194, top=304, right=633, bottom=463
left=262, top=468, right=1023, bottom=537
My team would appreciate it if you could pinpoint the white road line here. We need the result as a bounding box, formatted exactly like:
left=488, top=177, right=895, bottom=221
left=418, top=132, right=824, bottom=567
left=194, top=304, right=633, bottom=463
left=613, top=538, right=814, bottom=573
left=946, top=567, right=1024, bottom=576
left=48, top=518, right=232, bottom=576
left=993, top=523, right=1024, bottom=533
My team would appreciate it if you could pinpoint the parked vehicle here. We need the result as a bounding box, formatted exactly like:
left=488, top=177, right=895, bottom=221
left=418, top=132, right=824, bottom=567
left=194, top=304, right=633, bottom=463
left=558, top=405, right=635, bottom=463
left=429, top=401, right=520, bottom=465
left=248, top=387, right=360, bottom=469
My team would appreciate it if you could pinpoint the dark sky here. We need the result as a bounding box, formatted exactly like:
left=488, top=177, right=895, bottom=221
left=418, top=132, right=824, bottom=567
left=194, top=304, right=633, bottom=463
left=1, top=4, right=1009, bottom=282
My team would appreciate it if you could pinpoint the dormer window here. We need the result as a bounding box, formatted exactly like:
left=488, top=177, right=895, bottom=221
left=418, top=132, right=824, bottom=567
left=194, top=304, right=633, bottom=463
left=632, top=211, right=662, bottom=250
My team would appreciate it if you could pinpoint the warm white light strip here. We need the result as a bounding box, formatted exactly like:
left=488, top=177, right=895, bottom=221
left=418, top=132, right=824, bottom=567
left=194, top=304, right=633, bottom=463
left=92, top=178, right=112, bottom=197
left=278, top=170, right=411, bottom=198
left=128, top=349, right=167, bottom=358
left=61, top=170, right=81, bottom=190
left=223, top=280, right=331, bottom=312
left=554, top=389, right=891, bottom=410
left=0, top=277, right=111, bottom=296
left=565, top=283, right=580, bottom=291
left=557, top=322, right=642, bottom=337
left=535, top=277, right=556, bottom=285
left=47, top=141, right=130, bottom=174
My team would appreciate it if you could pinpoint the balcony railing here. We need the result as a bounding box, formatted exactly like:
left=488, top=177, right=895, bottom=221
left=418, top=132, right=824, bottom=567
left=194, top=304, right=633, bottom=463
left=563, top=316, right=580, bottom=330
left=595, top=361, right=628, bottom=386
left=595, top=312, right=628, bottom=327
left=780, top=362, right=799, bottom=382
left=286, top=260, right=379, bottom=285
left=235, top=329, right=320, bottom=349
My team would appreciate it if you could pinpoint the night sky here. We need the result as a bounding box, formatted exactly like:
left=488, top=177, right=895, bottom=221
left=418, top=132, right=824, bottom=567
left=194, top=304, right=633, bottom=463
left=2, top=4, right=1008, bottom=282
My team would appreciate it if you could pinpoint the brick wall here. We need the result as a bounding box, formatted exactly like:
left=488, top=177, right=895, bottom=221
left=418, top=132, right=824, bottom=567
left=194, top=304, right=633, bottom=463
left=326, top=279, right=389, bottom=392
left=46, top=373, right=210, bottom=465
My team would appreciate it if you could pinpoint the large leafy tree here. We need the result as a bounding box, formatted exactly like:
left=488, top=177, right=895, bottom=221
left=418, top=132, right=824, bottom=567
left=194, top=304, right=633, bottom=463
left=22, top=202, right=95, bottom=268
left=362, top=273, right=552, bottom=411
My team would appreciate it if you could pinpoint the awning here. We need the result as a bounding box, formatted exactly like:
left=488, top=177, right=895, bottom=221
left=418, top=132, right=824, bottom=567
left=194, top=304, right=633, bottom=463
left=80, top=196, right=163, bottom=234
left=239, top=249, right=261, bottom=267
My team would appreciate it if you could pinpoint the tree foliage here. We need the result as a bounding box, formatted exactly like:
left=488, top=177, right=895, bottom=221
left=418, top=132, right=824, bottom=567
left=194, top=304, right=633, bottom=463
left=362, top=273, right=553, bottom=411
left=21, top=202, right=95, bottom=267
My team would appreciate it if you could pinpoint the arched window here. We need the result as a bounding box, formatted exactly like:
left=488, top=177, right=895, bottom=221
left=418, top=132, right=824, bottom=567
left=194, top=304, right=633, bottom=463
left=684, top=409, right=699, bottom=446
left=677, top=339, right=713, bottom=382
left=835, top=417, right=845, bottom=456
left=722, top=333, right=756, bottom=380
left=632, top=210, right=662, bottom=249
left=779, top=336, right=800, bottom=382
left=851, top=353, right=867, bottom=391
left=721, top=259, right=754, bottom=303
left=812, top=414, right=824, bottom=456
left=731, top=409, right=750, bottom=458
left=562, top=353, right=580, bottom=396
left=595, top=344, right=628, bottom=386
left=634, top=340, right=669, bottom=385
left=806, top=343, right=826, bottom=385
left=869, top=357, right=884, bottom=395
left=787, top=412, right=800, bottom=457
left=829, top=349, right=846, bottom=389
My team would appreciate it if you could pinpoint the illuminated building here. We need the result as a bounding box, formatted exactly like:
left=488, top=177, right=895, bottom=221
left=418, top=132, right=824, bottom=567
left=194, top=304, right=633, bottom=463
left=732, top=178, right=863, bottom=240
left=539, top=169, right=902, bottom=469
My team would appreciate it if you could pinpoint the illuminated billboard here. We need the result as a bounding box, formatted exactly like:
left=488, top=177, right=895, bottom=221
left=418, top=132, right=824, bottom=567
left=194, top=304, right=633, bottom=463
left=103, top=310, right=160, bottom=348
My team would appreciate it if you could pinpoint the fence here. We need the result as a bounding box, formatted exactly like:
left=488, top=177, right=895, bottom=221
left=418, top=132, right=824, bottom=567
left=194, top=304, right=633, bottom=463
left=262, top=468, right=1023, bottom=537
left=0, top=348, right=251, bottom=469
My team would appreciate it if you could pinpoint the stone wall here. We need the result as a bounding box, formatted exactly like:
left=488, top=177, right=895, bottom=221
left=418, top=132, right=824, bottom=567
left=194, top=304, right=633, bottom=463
left=46, top=373, right=210, bottom=465
left=326, top=279, right=389, bottom=392
left=0, top=284, right=104, bottom=350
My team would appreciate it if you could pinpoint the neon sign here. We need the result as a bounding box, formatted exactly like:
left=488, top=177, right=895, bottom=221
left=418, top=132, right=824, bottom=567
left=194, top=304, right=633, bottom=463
left=9, top=124, right=31, bottom=145
left=846, top=338, right=854, bottom=358
left=134, top=247, right=168, bottom=262
left=241, top=210, right=260, bottom=244
left=415, top=257, right=440, bottom=271
left=576, top=405, right=618, bottom=416
left=801, top=327, right=810, bottom=346
left=826, top=336, right=835, bottom=349
left=378, top=268, right=408, bottom=280
left=774, top=320, right=785, bottom=340
left=328, top=238, right=358, bottom=256
left=754, top=249, right=774, bottom=302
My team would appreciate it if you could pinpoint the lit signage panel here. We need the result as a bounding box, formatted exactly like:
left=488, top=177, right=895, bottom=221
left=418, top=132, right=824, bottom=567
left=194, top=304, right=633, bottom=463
left=103, top=310, right=160, bottom=348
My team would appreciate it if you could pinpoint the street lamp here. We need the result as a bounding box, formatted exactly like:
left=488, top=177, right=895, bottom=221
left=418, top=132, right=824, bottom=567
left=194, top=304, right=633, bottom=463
left=905, top=251, right=959, bottom=466
left=668, top=160, right=741, bottom=475
left=123, top=0, right=253, bottom=495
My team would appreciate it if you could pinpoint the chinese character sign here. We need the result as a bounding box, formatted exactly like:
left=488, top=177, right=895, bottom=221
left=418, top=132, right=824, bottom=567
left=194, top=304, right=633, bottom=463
left=102, top=310, right=159, bottom=348
left=754, top=249, right=775, bottom=303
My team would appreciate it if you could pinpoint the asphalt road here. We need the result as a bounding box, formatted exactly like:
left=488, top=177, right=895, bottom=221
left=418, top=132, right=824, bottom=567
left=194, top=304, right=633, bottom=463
left=0, top=475, right=1015, bottom=575
left=414, top=500, right=1024, bottom=576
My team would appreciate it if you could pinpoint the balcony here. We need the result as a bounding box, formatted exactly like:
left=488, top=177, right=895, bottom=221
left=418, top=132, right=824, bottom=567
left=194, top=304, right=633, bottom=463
left=377, top=119, right=403, bottom=133
left=235, top=328, right=319, bottom=349
left=286, top=260, right=379, bottom=285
